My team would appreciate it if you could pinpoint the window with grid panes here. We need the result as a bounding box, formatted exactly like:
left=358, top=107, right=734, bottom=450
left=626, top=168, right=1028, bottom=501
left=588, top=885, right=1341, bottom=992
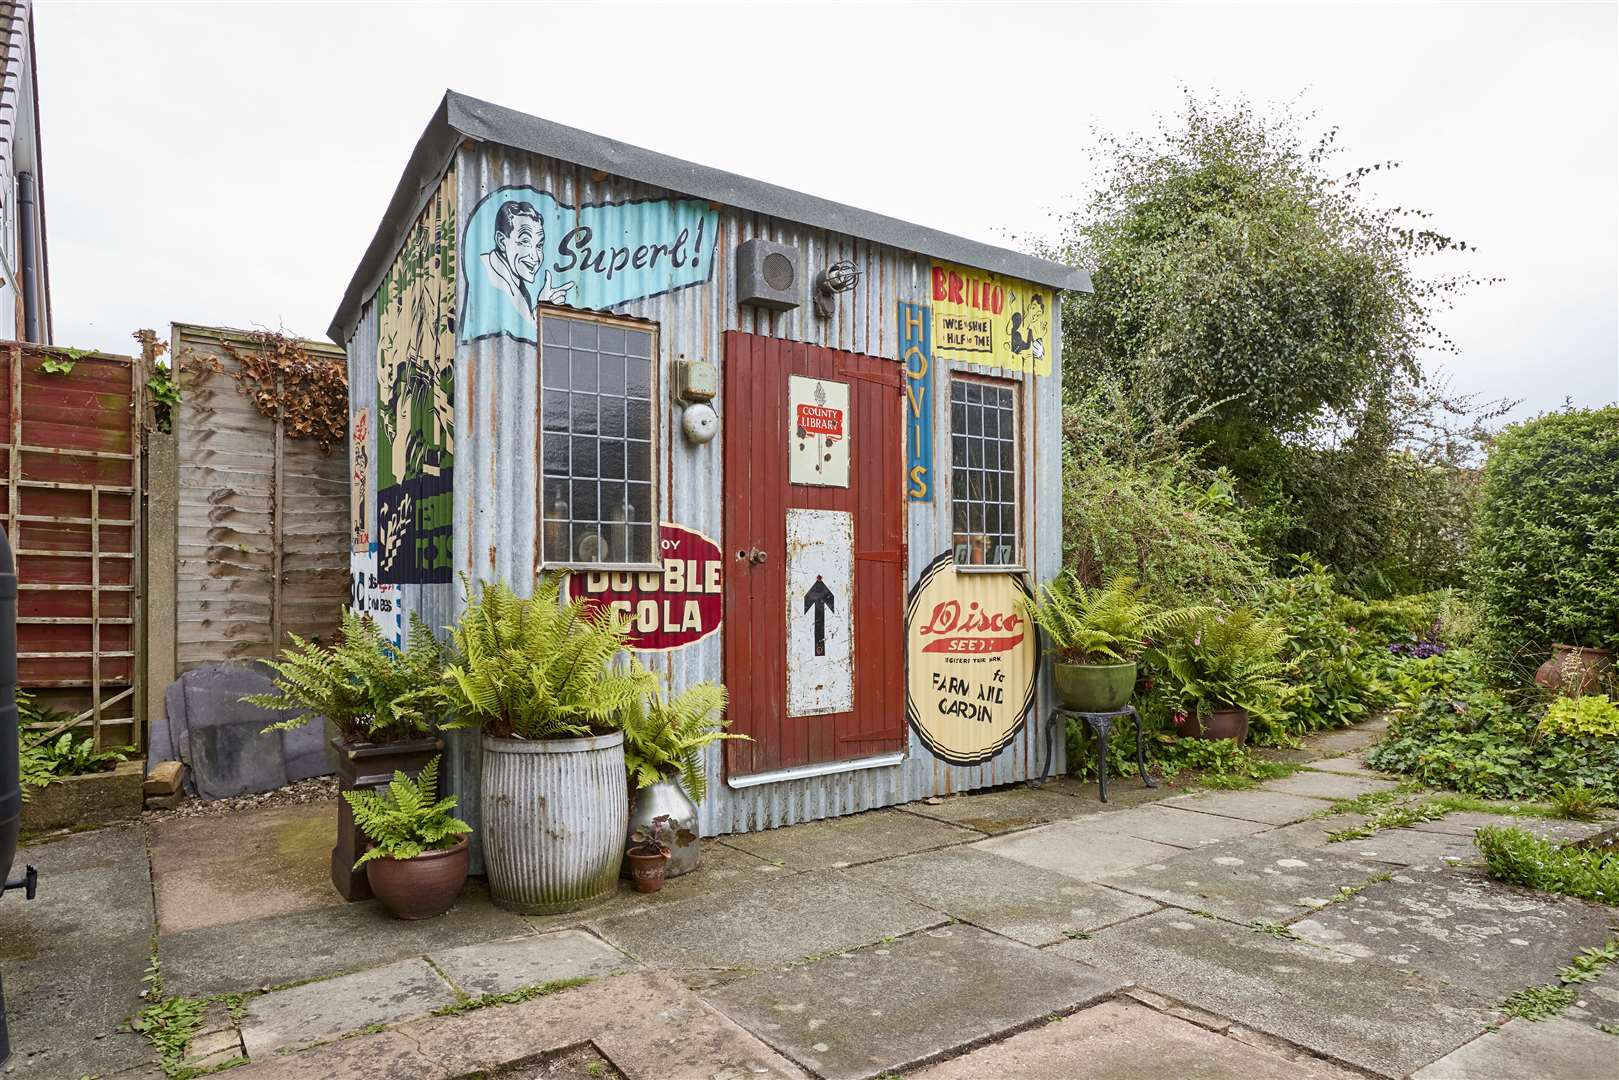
left=539, top=312, right=657, bottom=567
left=950, top=377, right=1020, bottom=566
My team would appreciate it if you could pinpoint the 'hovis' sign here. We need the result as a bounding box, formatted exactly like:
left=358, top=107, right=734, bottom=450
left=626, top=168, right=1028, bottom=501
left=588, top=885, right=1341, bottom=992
left=904, top=552, right=1039, bottom=765
left=567, top=523, right=723, bottom=652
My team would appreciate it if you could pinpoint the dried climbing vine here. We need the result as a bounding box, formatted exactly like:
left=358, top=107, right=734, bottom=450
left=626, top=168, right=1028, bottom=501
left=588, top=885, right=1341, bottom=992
left=218, top=330, right=348, bottom=451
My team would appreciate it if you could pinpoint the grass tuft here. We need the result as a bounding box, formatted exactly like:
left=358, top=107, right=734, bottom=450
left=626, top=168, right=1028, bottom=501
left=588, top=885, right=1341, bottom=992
left=1475, top=826, right=1619, bottom=905
left=1501, top=984, right=1576, bottom=1021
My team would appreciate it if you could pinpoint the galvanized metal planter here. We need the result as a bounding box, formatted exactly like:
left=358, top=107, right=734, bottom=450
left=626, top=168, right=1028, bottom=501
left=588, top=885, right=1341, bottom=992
left=480, top=731, right=627, bottom=914
left=627, top=778, right=700, bottom=878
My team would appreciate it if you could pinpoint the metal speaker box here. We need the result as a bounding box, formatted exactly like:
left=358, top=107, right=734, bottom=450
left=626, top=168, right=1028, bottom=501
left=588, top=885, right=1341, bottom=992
left=736, top=238, right=800, bottom=312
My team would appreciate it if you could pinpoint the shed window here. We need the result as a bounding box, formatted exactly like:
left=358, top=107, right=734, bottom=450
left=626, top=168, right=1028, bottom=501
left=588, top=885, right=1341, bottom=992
left=540, top=312, right=658, bottom=567
left=950, top=376, right=1020, bottom=567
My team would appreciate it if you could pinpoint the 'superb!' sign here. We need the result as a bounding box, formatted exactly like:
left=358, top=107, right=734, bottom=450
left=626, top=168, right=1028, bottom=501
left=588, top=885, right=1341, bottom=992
left=567, top=523, right=723, bottom=652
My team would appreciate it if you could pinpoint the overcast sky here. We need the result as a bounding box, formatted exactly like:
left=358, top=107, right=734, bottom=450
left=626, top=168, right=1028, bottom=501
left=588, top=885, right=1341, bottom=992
left=35, top=0, right=1618, bottom=419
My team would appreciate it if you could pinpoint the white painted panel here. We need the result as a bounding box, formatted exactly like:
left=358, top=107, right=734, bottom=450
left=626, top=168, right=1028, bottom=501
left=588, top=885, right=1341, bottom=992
left=787, top=375, right=850, bottom=487
left=785, top=508, right=854, bottom=717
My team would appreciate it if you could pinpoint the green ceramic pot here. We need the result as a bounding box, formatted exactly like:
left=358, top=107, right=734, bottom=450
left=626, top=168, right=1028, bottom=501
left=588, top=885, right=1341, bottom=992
left=1052, top=661, right=1137, bottom=712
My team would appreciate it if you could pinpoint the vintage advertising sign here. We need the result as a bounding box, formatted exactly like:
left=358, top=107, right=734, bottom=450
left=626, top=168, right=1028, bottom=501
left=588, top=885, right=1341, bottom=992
left=566, top=523, right=723, bottom=652
left=788, top=375, right=851, bottom=487
left=350, top=545, right=404, bottom=650
left=930, top=262, right=1052, bottom=377
left=898, top=301, right=934, bottom=502
left=785, top=508, right=855, bottom=717
left=461, top=187, right=719, bottom=346
left=350, top=407, right=371, bottom=551
left=905, top=552, right=1039, bottom=765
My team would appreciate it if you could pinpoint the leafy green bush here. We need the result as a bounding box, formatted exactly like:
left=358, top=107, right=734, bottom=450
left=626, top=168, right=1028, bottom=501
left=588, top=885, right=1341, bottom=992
left=1156, top=608, right=1287, bottom=718
left=1470, top=406, right=1619, bottom=662
left=622, top=683, right=740, bottom=802
left=1258, top=561, right=1391, bottom=738
left=1475, top=825, right=1619, bottom=905
left=342, top=755, right=471, bottom=868
left=1026, top=572, right=1209, bottom=664
left=1539, top=695, right=1619, bottom=741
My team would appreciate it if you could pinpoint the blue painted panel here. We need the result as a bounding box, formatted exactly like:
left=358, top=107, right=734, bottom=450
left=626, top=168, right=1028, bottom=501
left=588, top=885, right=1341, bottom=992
left=899, top=301, right=934, bottom=502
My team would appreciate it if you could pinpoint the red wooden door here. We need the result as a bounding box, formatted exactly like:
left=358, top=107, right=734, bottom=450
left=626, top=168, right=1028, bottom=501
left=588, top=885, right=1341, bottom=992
left=723, top=332, right=905, bottom=778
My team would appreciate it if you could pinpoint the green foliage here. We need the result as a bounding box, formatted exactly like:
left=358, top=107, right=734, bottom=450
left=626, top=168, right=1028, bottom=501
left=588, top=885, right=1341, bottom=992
left=1149, top=734, right=1295, bottom=789
left=1026, top=571, right=1209, bottom=664
left=621, top=682, right=740, bottom=802
left=16, top=730, right=53, bottom=801
left=1551, top=784, right=1613, bottom=821
left=150, top=361, right=181, bottom=434
left=1539, top=695, right=1619, bottom=741
left=1156, top=608, right=1286, bottom=716
left=244, top=608, right=445, bottom=744
left=1470, top=406, right=1619, bottom=659
left=1557, top=940, right=1619, bottom=985
left=34, top=732, right=132, bottom=776
left=440, top=575, right=655, bottom=740
left=1476, top=825, right=1619, bottom=905
left=1501, top=984, right=1577, bottom=1022
left=342, top=755, right=471, bottom=868
left=37, top=347, right=95, bottom=376
left=1327, top=798, right=1449, bottom=841
left=431, top=977, right=592, bottom=1018
left=131, top=991, right=207, bottom=1077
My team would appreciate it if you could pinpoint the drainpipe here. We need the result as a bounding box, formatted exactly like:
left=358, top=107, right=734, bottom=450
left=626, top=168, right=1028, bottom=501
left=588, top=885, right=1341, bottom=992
left=17, top=172, right=39, bottom=343
left=1, top=522, right=37, bottom=1066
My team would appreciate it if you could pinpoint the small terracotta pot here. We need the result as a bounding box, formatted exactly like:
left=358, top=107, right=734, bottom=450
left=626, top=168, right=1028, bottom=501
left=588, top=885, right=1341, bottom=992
left=364, top=837, right=468, bottom=920
left=626, top=847, right=670, bottom=893
left=1185, top=706, right=1249, bottom=747
left=1534, top=644, right=1615, bottom=697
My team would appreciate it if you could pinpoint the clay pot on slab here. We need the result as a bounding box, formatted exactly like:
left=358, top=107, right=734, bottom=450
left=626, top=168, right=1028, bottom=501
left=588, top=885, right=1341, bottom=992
left=364, top=837, right=469, bottom=920
left=1534, top=645, right=1615, bottom=697
left=625, top=846, right=671, bottom=893
left=331, top=735, right=443, bottom=902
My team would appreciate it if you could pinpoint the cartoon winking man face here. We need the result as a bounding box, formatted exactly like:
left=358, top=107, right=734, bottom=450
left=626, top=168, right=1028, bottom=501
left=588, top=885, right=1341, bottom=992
left=484, top=200, right=574, bottom=313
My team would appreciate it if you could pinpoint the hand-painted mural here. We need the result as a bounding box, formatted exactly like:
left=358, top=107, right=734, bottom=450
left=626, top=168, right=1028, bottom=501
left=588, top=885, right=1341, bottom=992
left=461, top=187, right=719, bottom=345
left=350, top=545, right=404, bottom=650
left=930, top=262, right=1052, bottom=377
left=899, top=301, right=934, bottom=501
left=905, top=552, right=1039, bottom=765
left=350, top=407, right=371, bottom=551
left=375, top=168, right=457, bottom=584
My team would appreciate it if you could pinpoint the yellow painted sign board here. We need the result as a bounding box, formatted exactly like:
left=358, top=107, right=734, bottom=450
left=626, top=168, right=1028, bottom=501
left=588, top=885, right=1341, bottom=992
left=929, top=262, right=1052, bottom=376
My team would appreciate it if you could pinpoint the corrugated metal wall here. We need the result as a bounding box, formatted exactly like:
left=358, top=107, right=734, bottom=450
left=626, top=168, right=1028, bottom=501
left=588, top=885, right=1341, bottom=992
left=346, top=142, right=1064, bottom=857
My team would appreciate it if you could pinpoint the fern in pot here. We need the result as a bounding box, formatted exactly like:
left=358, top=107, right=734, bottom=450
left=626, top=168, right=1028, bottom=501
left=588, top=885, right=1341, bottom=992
left=1155, top=608, right=1287, bottom=745
left=344, top=755, right=472, bottom=919
left=621, top=683, right=744, bottom=879
left=243, top=609, right=447, bottom=901
left=1025, top=573, right=1208, bottom=711
left=440, top=576, right=654, bottom=914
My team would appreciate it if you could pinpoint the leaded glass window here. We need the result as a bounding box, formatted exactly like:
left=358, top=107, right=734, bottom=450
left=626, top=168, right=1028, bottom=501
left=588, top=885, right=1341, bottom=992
left=950, top=377, right=1020, bottom=566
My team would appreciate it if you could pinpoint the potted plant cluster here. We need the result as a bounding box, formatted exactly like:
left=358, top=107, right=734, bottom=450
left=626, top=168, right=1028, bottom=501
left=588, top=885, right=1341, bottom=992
left=621, top=682, right=742, bottom=878
left=1025, top=572, right=1209, bottom=712
left=1155, top=608, right=1287, bottom=745
left=439, top=576, right=654, bottom=914
left=625, top=813, right=673, bottom=893
left=344, top=754, right=472, bottom=920
left=245, top=609, right=447, bottom=900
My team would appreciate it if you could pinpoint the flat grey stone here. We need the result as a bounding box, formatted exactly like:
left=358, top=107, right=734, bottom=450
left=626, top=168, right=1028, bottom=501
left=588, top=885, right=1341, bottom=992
left=240, top=957, right=458, bottom=1057
left=720, top=808, right=979, bottom=870
left=1262, top=771, right=1401, bottom=800
left=911, top=999, right=1360, bottom=1080
left=970, top=819, right=1185, bottom=881
left=178, top=664, right=292, bottom=799
left=844, top=845, right=1157, bottom=946
left=1306, top=726, right=1384, bottom=754
left=1099, top=836, right=1393, bottom=923
left=707, top=923, right=1127, bottom=1080
left=1058, top=909, right=1497, bottom=1078
left=1088, top=804, right=1274, bottom=849
left=1310, top=755, right=1379, bottom=776
left=1291, top=869, right=1619, bottom=1001
left=588, top=873, right=943, bottom=973
left=1412, top=1017, right=1618, bottom=1079
left=1409, top=811, right=1614, bottom=841
left=899, top=785, right=1102, bottom=835
left=429, top=930, right=633, bottom=997
left=1162, top=789, right=1332, bottom=825
left=1267, top=820, right=1482, bottom=867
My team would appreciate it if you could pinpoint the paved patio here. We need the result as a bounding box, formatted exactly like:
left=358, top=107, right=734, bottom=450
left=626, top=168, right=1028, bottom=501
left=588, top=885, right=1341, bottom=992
left=5, top=717, right=1618, bottom=1079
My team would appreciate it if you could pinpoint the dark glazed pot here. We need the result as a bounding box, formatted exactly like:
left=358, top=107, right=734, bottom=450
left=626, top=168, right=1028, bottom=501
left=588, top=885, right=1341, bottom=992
left=1186, top=706, right=1249, bottom=746
left=364, top=837, right=469, bottom=920
left=1052, top=661, right=1137, bottom=712
left=332, top=735, right=443, bottom=901
left=626, top=848, right=670, bottom=893
left=1534, top=645, right=1615, bottom=697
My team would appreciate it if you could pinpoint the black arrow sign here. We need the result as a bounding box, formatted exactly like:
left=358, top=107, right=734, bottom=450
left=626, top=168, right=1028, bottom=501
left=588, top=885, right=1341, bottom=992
left=804, top=576, right=835, bottom=657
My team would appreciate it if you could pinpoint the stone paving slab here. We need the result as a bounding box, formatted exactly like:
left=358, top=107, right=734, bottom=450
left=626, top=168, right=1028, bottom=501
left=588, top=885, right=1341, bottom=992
left=1267, top=819, right=1481, bottom=867
left=720, top=808, right=980, bottom=870
left=1411, top=1017, right=1616, bottom=1079
left=240, top=957, right=458, bottom=1057
left=1290, top=868, right=1619, bottom=1001
left=1088, top=803, right=1275, bottom=849
left=910, top=999, right=1360, bottom=1080
left=428, top=929, right=634, bottom=997
left=844, top=845, right=1157, bottom=946
left=1162, top=789, right=1332, bottom=825
left=1309, top=755, right=1381, bottom=776
left=159, top=879, right=531, bottom=998
left=898, top=784, right=1103, bottom=835
left=1261, top=771, right=1402, bottom=800
left=706, top=923, right=1127, bottom=1080
left=1058, top=908, right=1499, bottom=1078
left=224, top=970, right=807, bottom=1080
left=970, top=818, right=1186, bottom=881
left=1306, top=726, right=1385, bottom=755
left=1408, top=811, right=1614, bottom=841
left=1099, top=836, right=1391, bottom=923
left=588, top=873, right=944, bottom=973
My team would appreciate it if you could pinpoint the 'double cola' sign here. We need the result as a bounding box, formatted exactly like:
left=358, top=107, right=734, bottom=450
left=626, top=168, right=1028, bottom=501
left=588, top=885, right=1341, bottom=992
left=566, top=523, right=723, bottom=652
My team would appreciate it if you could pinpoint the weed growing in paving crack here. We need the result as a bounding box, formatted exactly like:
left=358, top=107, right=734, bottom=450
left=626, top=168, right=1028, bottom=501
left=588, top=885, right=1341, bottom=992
left=1558, top=940, right=1619, bottom=984
left=1327, top=793, right=1570, bottom=843
left=1062, top=929, right=1091, bottom=941
left=1501, top=985, right=1577, bottom=1021
left=1316, top=790, right=1403, bottom=819
left=1246, top=921, right=1300, bottom=940
left=1550, top=784, right=1615, bottom=821
left=1475, top=826, right=1619, bottom=904
left=431, top=976, right=593, bottom=1017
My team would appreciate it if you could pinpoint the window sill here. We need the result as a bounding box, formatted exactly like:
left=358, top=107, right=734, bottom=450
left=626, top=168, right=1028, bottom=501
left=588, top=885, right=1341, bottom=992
left=540, top=562, right=665, bottom=574
left=953, top=564, right=1028, bottom=575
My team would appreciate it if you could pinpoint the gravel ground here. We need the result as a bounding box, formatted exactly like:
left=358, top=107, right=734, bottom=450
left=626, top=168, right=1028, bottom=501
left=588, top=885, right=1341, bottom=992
left=141, top=774, right=338, bottom=821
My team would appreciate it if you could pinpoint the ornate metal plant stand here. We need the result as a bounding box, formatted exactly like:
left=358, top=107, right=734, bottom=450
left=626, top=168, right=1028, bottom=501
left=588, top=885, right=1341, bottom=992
left=1029, top=705, right=1156, bottom=802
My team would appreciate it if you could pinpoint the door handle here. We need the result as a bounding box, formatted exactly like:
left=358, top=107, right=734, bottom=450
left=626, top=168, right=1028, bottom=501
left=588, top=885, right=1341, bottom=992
left=749, top=547, right=768, bottom=564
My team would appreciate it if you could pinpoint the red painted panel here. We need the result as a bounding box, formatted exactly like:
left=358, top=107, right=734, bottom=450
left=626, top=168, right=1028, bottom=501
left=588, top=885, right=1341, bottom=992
left=724, top=331, right=905, bottom=779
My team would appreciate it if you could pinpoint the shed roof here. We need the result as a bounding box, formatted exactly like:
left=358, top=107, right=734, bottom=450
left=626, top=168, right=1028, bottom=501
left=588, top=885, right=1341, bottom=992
left=329, top=91, right=1090, bottom=344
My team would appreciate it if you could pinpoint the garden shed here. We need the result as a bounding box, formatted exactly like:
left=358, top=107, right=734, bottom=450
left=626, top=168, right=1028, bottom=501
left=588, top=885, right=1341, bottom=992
left=329, top=91, right=1088, bottom=868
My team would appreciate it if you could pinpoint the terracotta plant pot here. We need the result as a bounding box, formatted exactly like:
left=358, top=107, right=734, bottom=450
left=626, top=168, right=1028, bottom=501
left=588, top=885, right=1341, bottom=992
left=1185, top=706, right=1249, bottom=747
left=1534, top=644, right=1615, bottom=697
left=1052, top=661, right=1137, bottom=712
left=364, top=837, right=469, bottom=920
left=625, top=779, right=700, bottom=879
left=331, top=735, right=443, bottom=902
left=626, top=847, right=671, bottom=893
